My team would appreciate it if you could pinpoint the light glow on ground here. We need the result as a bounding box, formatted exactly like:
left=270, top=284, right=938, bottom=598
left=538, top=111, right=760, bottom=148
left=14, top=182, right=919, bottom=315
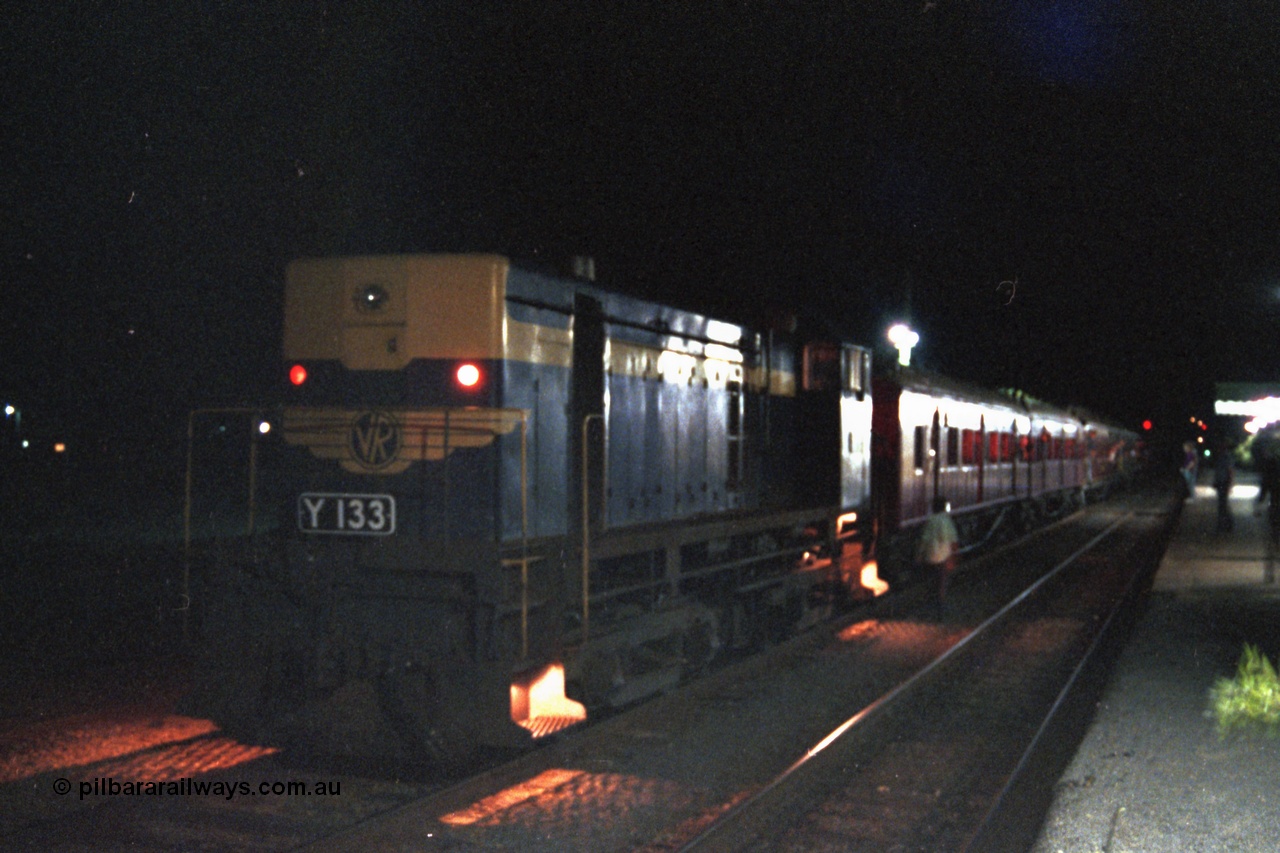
left=0, top=714, right=275, bottom=784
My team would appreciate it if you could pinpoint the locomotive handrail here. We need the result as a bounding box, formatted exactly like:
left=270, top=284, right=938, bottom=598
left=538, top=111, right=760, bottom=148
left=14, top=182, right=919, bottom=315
left=182, top=406, right=274, bottom=643
left=519, top=413, right=529, bottom=657
left=437, top=407, right=531, bottom=657
left=580, top=412, right=608, bottom=647
left=183, top=405, right=532, bottom=654
left=581, top=542, right=817, bottom=609
left=676, top=545, right=816, bottom=588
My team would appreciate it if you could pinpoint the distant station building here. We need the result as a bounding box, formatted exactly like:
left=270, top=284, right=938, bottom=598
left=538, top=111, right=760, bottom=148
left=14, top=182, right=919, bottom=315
left=1214, top=383, right=1280, bottom=475
left=1215, top=383, right=1280, bottom=436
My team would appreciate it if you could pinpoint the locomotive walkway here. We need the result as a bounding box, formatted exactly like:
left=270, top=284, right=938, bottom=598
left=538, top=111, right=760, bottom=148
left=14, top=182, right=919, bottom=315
left=1033, top=471, right=1280, bottom=853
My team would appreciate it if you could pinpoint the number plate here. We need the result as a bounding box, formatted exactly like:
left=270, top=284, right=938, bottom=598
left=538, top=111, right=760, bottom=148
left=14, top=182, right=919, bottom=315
left=297, top=493, right=396, bottom=535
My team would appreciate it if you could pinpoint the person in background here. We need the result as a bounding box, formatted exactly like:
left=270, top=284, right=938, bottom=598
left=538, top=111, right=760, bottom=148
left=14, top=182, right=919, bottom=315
left=916, top=496, right=959, bottom=619
left=1212, top=440, right=1235, bottom=533
left=1255, top=428, right=1279, bottom=514
left=1255, top=430, right=1280, bottom=547
left=1181, top=441, right=1198, bottom=498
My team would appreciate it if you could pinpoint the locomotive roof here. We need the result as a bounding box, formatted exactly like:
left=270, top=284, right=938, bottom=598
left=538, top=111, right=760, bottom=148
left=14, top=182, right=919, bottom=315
left=503, top=256, right=762, bottom=352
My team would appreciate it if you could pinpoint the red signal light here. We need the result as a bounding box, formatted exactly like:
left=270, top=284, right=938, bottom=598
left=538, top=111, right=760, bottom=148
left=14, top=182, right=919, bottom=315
left=289, top=364, right=308, bottom=386
left=1142, top=419, right=1152, bottom=431
left=456, top=362, right=482, bottom=389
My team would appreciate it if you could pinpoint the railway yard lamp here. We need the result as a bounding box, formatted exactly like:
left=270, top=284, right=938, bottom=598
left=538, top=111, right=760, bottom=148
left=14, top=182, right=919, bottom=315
left=887, top=323, right=919, bottom=367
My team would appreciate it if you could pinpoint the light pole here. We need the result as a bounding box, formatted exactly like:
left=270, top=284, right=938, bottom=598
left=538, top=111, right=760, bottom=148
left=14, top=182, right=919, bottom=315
left=887, top=323, right=920, bottom=367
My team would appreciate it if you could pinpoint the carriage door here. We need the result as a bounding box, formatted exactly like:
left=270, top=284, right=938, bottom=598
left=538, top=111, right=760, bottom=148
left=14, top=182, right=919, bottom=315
left=572, top=295, right=606, bottom=536
left=931, top=409, right=942, bottom=508
left=977, top=415, right=986, bottom=503
left=1011, top=420, right=1019, bottom=497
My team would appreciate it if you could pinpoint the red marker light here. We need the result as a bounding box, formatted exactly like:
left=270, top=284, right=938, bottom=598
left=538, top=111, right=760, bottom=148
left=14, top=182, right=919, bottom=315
left=289, top=364, right=308, bottom=386
left=456, top=362, right=482, bottom=389
left=1142, top=419, right=1152, bottom=431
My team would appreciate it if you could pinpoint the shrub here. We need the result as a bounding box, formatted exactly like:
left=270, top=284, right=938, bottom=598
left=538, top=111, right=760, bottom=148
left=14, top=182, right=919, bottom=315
left=1208, top=644, right=1280, bottom=739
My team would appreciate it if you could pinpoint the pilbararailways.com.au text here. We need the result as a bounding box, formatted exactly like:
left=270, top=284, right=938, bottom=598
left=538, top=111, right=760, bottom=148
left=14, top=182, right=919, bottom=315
left=54, top=776, right=341, bottom=801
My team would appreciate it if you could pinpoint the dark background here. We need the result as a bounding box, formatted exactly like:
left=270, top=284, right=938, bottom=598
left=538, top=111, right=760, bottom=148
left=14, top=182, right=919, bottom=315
left=5, top=1, right=1280, bottom=472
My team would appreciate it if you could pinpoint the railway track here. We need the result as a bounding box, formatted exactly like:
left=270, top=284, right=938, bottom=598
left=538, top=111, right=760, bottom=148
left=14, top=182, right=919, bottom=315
left=0, top=488, right=1179, bottom=851
left=682, top=499, right=1177, bottom=852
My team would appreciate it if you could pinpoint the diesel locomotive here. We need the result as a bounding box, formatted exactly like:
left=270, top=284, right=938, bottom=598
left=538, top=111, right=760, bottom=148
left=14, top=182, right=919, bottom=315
left=184, top=253, right=1137, bottom=770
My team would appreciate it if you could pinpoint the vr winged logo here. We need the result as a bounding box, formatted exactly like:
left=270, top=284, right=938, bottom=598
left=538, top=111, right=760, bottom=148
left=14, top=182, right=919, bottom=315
left=283, top=407, right=526, bottom=475
left=350, top=410, right=401, bottom=470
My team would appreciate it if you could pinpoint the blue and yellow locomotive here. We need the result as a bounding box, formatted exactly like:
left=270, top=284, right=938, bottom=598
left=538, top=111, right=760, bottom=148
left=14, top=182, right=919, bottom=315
left=189, top=254, right=877, bottom=768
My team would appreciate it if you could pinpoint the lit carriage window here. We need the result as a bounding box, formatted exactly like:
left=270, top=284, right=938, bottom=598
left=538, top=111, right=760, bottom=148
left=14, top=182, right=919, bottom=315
left=947, top=427, right=959, bottom=467
left=962, top=429, right=977, bottom=465
left=914, top=425, right=927, bottom=472
left=988, top=432, right=1000, bottom=463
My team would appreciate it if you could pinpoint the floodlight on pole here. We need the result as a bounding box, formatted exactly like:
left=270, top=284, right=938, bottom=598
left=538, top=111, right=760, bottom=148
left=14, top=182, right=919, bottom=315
left=887, top=323, right=919, bottom=366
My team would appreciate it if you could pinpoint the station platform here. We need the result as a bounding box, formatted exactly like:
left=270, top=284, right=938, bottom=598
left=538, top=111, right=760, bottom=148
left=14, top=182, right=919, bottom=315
left=1033, top=473, right=1280, bottom=852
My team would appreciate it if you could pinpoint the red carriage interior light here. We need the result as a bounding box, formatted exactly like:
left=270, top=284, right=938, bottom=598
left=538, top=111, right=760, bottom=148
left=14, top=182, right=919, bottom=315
left=456, top=362, right=482, bottom=389
left=289, top=364, right=308, bottom=386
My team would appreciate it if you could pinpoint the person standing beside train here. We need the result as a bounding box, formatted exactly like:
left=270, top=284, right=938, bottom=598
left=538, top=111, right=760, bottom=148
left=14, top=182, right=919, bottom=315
left=916, top=496, right=959, bottom=619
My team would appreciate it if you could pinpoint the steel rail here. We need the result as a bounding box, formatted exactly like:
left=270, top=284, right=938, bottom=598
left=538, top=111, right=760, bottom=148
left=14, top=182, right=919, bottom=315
left=961, top=504, right=1174, bottom=852
left=680, top=508, right=1135, bottom=852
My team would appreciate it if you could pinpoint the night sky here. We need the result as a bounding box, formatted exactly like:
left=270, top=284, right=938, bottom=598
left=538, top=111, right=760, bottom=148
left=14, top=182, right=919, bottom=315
left=6, top=1, right=1280, bottom=460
